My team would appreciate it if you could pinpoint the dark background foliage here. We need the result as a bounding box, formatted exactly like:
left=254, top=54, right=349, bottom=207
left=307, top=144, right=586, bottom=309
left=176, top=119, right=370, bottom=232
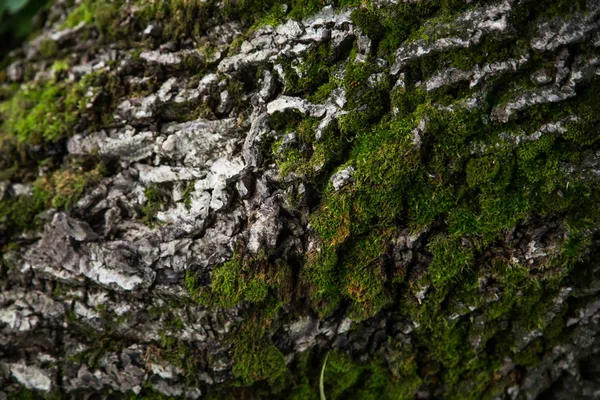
left=0, top=0, right=47, bottom=60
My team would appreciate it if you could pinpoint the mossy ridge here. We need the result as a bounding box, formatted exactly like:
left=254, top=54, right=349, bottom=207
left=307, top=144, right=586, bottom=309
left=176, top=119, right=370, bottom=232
left=3, top=0, right=600, bottom=398
left=62, top=0, right=123, bottom=37
left=278, top=42, right=348, bottom=101
left=0, top=160, right=107, bottom=251
left=0, top=68, right=125, bottom=149
left=59, top=0, right=358, bottom=48
left=401, top=261, right=569, bottom=399
left=202, top=335, right=421, bottom=399
left=317, top=350, right=422, bottom=400
left=1, top=79, right=86, bottom=145
left=305, top=70, right=600, bottom=316
left=227, top=314, right=288, bottom=388
left=352, top=1, right=476, bottom=62
left=0, top=69, right=121, bottom=251
left=261, top=3, right=600, bottom=396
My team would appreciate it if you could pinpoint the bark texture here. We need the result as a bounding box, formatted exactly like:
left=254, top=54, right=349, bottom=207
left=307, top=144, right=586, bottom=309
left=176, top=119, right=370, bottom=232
left=0, top=0, right=600, bottom=399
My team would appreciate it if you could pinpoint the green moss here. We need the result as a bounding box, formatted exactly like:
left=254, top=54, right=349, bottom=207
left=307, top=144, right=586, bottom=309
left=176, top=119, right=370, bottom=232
left=5, top=1, right=600, bottom=398
left=340, top=61, right=390, bottom=133
left=63, top=1, right=94, bottom=28
left=223, top=0, right=323, bottom=28
left=302, top=244, right=342, bottom=317
left=50, top=59, right=71, bottom=74
left=63, top=0, right=122, bottom=36
left=302, top=70, right=600, bottom=321
left=322, top=351, right=362, bottom=398
left=141, top=183, right=172, bottom=226
left=280, top=44, right=338, bottom=96
left=316, top=350, right=422, bottom=400
left=270, top=112, right=349, bottom=183
left=535, top=0, right=587, bottom=19
left=350, top=8, right=384, bottom=42
left=39, top=38, right=57, bottom=58
left=0, top=191, right=46, bottom=249
left=0, top=162, right=105, bottom=250
left=1, top=79, right=84, bottom=144
left=308, top=80, right=337, bottom=104
left=427, top=234, right=475, bottom=288
left=36, top=166, right=103, bottom=210
left=287, top=0, right=325, bottom=21
left=230, top=316, right=287, bottom=386
left=129, top=387, right=185, bottom=399
left=186, top=251, right=290, bottom=309
left=6, top=388, right=62, bottom=400
left=341, top=231, right=392, bottom=320
left=136, top=0, right=213, bottom=41
left=513, top=340, right=544, bottom=367
left=181, top=181, right=195, bottom=210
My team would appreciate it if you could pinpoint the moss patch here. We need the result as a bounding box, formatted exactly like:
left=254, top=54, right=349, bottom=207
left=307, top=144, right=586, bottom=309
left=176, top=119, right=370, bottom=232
left=230, top=316, right=287, bottom=386
left=186, top=251, right=291, bottom=309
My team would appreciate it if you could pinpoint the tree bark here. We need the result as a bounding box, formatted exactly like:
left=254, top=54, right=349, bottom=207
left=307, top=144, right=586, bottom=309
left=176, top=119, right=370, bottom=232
left=0, top=0, right=599, bottom=399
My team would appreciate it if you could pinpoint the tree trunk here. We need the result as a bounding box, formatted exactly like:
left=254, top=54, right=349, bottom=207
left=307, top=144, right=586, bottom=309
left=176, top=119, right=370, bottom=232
left=1, top=0, right=599, bottom=399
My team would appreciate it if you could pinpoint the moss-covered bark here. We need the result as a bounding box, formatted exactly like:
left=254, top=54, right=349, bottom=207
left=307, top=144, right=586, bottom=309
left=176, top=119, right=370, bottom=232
left=1, top=0, right=599, bottom=399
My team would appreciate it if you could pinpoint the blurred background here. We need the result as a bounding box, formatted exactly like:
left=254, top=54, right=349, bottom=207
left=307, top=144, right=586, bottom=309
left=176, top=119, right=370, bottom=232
left=0, top=0, right=48, bottom=60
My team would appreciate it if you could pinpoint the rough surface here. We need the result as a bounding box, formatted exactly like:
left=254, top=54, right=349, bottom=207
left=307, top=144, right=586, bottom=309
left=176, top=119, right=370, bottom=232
left=1, top=0, right=600, bottom=399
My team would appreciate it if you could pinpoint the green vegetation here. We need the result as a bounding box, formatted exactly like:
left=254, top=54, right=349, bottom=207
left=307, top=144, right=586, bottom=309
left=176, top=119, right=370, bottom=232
left=181, top=180, right=195, bottom=210
left=0, top=70, right=119, bottom=250
left=5, top=388, right=62, bottom=400
left=230, top=316, right=287, bottom=386
left=280, top=43, right=342, bottom=98
left=299, top=79, right=600, bottom=322
left=286, top=349, right=422, bottom=400
left=2, top=0, right=599, bottom=398
left=186, top=251, right=291, bottom=309
left=0, top=163, right=105, bottom=250
left=141, top=183, right=172, bottom=227
left=62, top=0, right=122, bottom=37
left=1, top=79, right=87, bottom=144
left=35, top=165, right=104, bottom=210
left=196, top=0, right=600, bottom=396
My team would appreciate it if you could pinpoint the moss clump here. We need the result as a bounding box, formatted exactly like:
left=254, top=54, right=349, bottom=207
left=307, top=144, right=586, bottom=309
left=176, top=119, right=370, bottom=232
left=6, top=388, right=62, bottom=400
left=314, top=350, right=422, bottom=400
left=296, top=73, right=600, bottom=323
left=136, top=0, right=213, bottom=41
left=303, top=244, right=342, bottom=317
left=427, top=234, right=475, bottom=288
left=128, top=387, right=185, bottom=400
left=350, top=8, right=384, bottom=42
left=4, top=1, right=600, bottom=398
left=63, top=0, right=122, bottom=37
left=0, top=70, right=117, bottom=251
left=0, top=70, right=119, bottom=151
left=186, top=251, right=291, bottom=309
left=34, top=166, right=104, bottom=210
left=223, top=0, right=323, bottom=28
left=0, top=79, right=88, bottom=144
left=0, top=190, right=47, bottom=249
left=230, top=316, right=287, bottom=386
left=270, top=115, right=345, bottom=180
left=0, top=162, right=104, bottom=250
left=280, top=44, right=341, bottom=97
left=181, top=181, right=195, bottom=210
left=340, top=60, right=390, bottom=133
